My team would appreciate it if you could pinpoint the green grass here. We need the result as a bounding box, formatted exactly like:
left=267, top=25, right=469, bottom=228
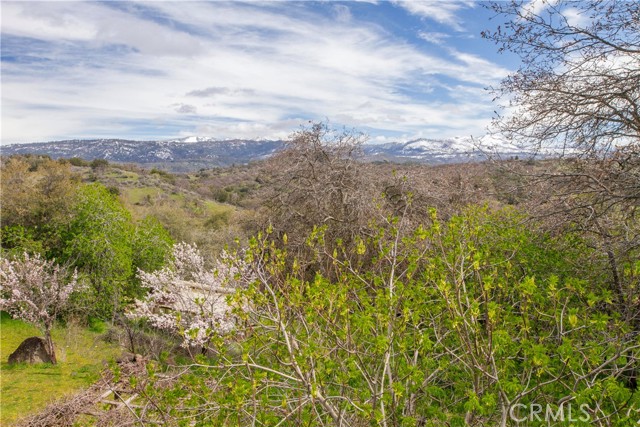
left=0, top=312, right=122, bottom=426
left=123, top=186, right=163, bottom=205
left=104, top=170, right=140, bottom=183
left=169, top=192, right=185, bottom=203
left=204, top=200, right=233, bottom=216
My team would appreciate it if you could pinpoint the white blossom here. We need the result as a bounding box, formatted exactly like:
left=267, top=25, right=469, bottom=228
left=128, top=243, right=254, bottom=347
left=0, top=252, right=84, bottom=335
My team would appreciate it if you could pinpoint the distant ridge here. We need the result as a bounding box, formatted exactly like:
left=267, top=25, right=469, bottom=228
left=1, top=137, right=531, bottom=172
left=1, top=138, right=285, bottom=172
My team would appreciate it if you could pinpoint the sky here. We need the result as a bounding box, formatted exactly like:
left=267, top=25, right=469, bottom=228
left=1, top=1, right=522, bottom=144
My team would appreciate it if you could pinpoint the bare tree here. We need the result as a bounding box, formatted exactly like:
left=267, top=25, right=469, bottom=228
left=483, top=0, right=639, bottom=157
left=482, top=0, right=639, bottom=213
left=483, top=0, right=640, bottom=390
left=259, top=122, right=381, bottom=276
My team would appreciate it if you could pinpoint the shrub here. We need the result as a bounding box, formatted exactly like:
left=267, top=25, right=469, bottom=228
left=131, top=207, right=639, bottom=425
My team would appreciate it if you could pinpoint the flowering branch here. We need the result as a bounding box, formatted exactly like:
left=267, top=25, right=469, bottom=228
left=0, top=253, right=83, bottom=364
left=129, top=243, right=253, bottom=348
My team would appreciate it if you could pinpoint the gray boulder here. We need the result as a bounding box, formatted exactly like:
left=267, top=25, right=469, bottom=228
left=8, top=337, right=54, bottom=364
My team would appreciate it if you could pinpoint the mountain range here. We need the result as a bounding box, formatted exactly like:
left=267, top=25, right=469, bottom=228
left=1, top=136, right=530, bottom=172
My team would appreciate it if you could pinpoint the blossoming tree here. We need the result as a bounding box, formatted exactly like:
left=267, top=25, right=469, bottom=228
left=0, top=253, right=82, bottom=364
left=129, top=243, right=253, bottom=349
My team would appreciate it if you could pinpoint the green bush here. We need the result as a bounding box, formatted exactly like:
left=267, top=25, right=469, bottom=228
left=132, top=216, right=174, bottom=276
left=90, top=158, right=109, bottom=169
left=68, top=157, right=89, bottom=167
left=204, top=210, right=230, bottom=230
left=135, top=207, right=638, bottom=425
left=61, top=183, right=134, bottom=318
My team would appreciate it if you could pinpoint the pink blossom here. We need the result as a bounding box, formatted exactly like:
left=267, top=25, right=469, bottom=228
left=0, top=253, right=84, bottom=330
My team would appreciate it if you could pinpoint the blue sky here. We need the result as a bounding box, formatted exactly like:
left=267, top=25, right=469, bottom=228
left=1, top=1, right=521, bottom=144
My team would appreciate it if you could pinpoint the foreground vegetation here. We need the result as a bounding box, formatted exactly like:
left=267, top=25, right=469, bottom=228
left=0, top=313, right=121, bottom=425
left=2, top=124, right=637, bottom=425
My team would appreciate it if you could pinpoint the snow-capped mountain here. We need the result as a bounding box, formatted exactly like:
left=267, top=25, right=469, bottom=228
left=363, top=136, right=529, bottom=163
left=167, top=136, right=220, bottom=144
left=1, top=136, right=532, bottom=172
left=1, top=138, right=285, bottom=171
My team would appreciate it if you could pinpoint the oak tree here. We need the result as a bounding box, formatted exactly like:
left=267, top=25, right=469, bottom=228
left=483, top=0, right=640, bottom=392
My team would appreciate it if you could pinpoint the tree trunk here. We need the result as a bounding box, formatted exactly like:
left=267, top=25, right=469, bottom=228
left=44, top=326, right=57, bottom=365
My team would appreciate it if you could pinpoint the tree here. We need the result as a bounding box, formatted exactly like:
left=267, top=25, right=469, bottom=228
left=62, top=183, right=135, bottom=319
left=482, top=0, right=639, bottom=227
left=483, top=0, right=639, bottom=158
left=263, top=123, right=369, bottom=245
left=483, top=1, right=640, bottom=388
left=90, top=158, right=109, bottom=170
left=129, top=242, right=253, bottom=350
left=260, top=122, right=398, bottom=278
left=0, top=253, right=83, bottom=364
left=0, top=156, right=78, bottom=258
left=130, top=216, right=174, bottom=293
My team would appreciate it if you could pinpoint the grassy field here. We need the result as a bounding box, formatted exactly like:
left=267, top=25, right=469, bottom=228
left=0, top=312, right=122, bottom=426
left=122, top=186, right=165, bottom=206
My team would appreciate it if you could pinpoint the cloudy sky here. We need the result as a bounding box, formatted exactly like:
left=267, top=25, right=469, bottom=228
left=1, top=1, right=520, bottom=144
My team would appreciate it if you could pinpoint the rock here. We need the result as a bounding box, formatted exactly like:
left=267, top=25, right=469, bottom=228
left=8, top=336, right=54, bottom=364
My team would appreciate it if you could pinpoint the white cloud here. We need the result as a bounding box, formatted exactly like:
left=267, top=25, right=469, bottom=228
left=563, top=7, right=590, bottom=27
left=1, top=1, right=510, bottom=143
left=521, top=0, right=560, bottom=18
left=174, top=104, right=198, bottom=114
left=1, top=2, right=204, bottom=57
left=447, top=49, right=511, bottom=83
left=417, top=31, right=449, bottom=44
left=1, top=2, right=97, bottom=41
left=332, top=4, right=352, bottom=23
left=392, top=0, right=474, bottom=31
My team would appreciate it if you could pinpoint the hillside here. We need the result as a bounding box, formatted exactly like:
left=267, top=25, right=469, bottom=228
left=2, top=140, right=638, bottom=426
left=1, top=136, right=531, bottom=172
